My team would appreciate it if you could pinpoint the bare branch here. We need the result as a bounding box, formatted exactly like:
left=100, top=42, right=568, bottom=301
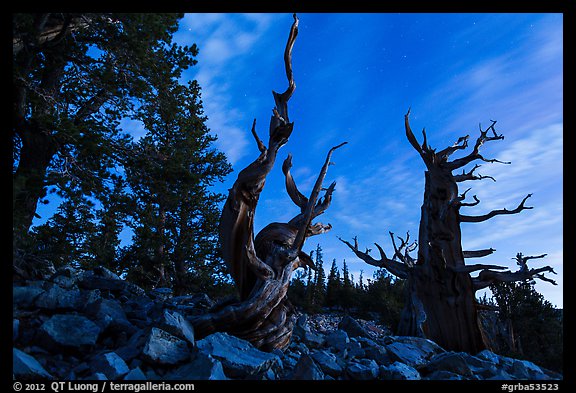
left=338, top=236, right=409, bottom=279
left=463, top=248, right=496, bottom=258
left=437, top=134, right=469, bottom=160
left=460, top=194, right=533, bottom=223
left=450, top=264, right=508, bottom=274
left=282, top=153, right=308, bottom=211
left=453, top=164, right=496, bottom=183
left=272, top=13, right=299, bottom=124
left=473, top=265, right=557, bottom=291
left=446, top=121, right=508, bottom=170
left=405, top=108, right=423, bottom=155
left=250, top=118, right=266, bottom=153
left=292, top=142, right=346, bottom=252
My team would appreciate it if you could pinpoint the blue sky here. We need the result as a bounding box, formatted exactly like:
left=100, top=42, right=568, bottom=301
left=172, top=13, right=563, bottom=307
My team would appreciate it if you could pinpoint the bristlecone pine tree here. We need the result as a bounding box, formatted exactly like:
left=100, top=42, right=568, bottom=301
left=341, top=109, right=557, bottom=353
left=191, top=14, right=346, bottom=351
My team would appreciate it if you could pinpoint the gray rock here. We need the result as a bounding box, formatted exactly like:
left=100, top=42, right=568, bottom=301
left=166, top=352, right=228, bottom=380
left=476, top=349, right=501, bottom=364
left=85, top=373, right=108, bottom=380
left=158, top=309, right=195, bottom=346
left=13, top=319, right=20, bottom=341
left=86, top=299, right=135, bottom=334
left=149, top=287, right=173, bottom=301
left=123, top=367, right=147, bottom=380
left=363, top=344, right=392, bottom=365
left=462, top=353, right=498, bottom=378
left=290, top=354, right=324, bottom=380
left=512, top=359, right=546, bottom=380
left=345, top=339, right=365, bottom=359
left=339, top=315, right=370, bottom=338
left=142, top=327, right=190, bottom=366
left=13, top=348, right=53, bottom=380
left=310, top=349, right=344, bottom=377
left=379, top=361, right=421, bottom=380
left=301, top=331, right=325, bottom=349
left=78, top=268, right=144, bottom=296
left=35, top=285, right=83, bottom=310
left=325, top=329, right=350, bottom=352
left=346, top=359, right=379, bottom=380
left=425, top=370, right=467, bottom=380
left=40, top=314, right=101, bottom=349
left=196, top=332, right=280, bottom=378
left=421, top=352, right=474, bottom=378
left=116, top=329, right=148, bottom=363
left=90, top=352, right=130, bottom=380
left=385, top=336, right=444, bottom=368
left=13, top=286, right=45, bottom=309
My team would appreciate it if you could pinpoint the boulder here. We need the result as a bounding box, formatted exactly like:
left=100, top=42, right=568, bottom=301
left=196, top=332, right=280, bottom=378
left=425, top=370, right=467, bottom=380
left=13, top=319, right=20, bottom=341
left=363, top=344, right=392, bottom=365
left=13, top=348, right=53, bottom=380
left=325, top=329, right=350, bottom=353
left=339, top=315, right=370, bottom=338
left=310, top=349, right=344, bottom=377
left=345, top=339, right=365, bottom=359
left=345, top=359, right=379, bottom=380
left=123, top=367, right=147, bottom=381
left=290, top=354, right=324, bottom=380
left=157, top=309, right=195, bottom=346
left=420, top=352, right=474, bottom=378
left=86, top=299, right=136, bottom=334
left=142, top=327, right=190, bottom=366
left=13, top=286, right=45, bottom=309
left=39, top=314, right=101, bottom=349
left=166, top=352, right=228, bottom=380
left=77, top=268, right=144, bottom=296
left=385, top=336, right=444, bottom=368
left=35, top=285, right=84, bottom=310
left=90, top=352, right=130, bottom=380
left=379, top=361, right=421, bottom=380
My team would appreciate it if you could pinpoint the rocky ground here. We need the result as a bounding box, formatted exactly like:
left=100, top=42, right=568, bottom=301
left=13, top=266, right=563, bottom=381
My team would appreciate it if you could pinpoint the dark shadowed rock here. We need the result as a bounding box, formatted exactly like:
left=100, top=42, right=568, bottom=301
left=166, top=352, right=228, bottom=380
left=339, top=315, right=370, bottom=338
left=196, top=332, right=280, bottom=378
left=345, top=338, right=365, bottom=359
left=77, top=268, right=144, bottom=296
left=123, top=367, right=147, bottom=380
left=116, top=329, right=148, bottom=363
left=86, top=299, right=136, bottom=335
left=346, top=359, right=379, bottom=380
left=379, top=361, right=421, bottom=380
left=13, top=286, right=45, bottom=309
left=142, top=327, right=190, bottom=366
left=39, top=314, right=101, bottom=349
left=149, top=288, right=173, bottom=301
left=325, top=329, right=350, bottom=353
left=310, top=349, right=344, bottom=377
left=290, top=354, right=324, bottom=380
left=425, top=370, right=467, bottom=380
left=157, top=309, right=195, bottom=346
left=13, top=348, right=53, bottom=380
left=13, top=319, right=20, bottom=341
left=35, top=285, right=84, bottom=310
left=90, top=352, right=130, bottom=379
left=420, top=352, right=474, bottom=378
left=385, top=336, right=445, bottom=367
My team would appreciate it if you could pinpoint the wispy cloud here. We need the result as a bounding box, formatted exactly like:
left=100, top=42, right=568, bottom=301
left=174, top=13, right=280, bottom=165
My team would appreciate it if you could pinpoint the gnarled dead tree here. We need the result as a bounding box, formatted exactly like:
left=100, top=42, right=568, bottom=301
left=341, top=110, right=556, bottom=354
left=191, top=14, right=345, bottom=351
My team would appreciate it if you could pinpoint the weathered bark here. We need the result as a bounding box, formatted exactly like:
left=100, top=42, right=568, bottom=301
left=191, top=14, right=345, bottom=351
left=341, top=110, right=556, bottom=353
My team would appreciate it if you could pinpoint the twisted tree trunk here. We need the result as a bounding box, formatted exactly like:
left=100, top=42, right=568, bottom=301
left=191, top=14, right=345, bottom=351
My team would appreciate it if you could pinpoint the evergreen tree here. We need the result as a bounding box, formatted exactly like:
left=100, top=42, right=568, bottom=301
left=13, top=13, right=197, bottom=255
left=123, top=78, right=231, bottom=292
left=311, top=244, right=326, bottom=309
left=490, top=280, right=563, bottom=372
left=325, top=258, right=341, bottom=307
